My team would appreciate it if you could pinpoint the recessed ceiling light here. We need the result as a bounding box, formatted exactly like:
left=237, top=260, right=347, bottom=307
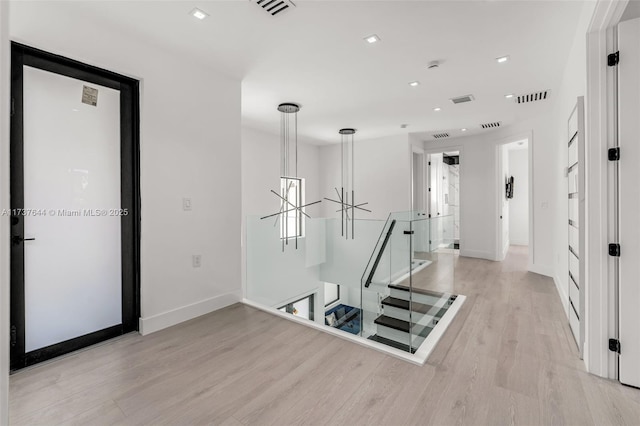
left=505, top=94, right=514, bottom=99
left=364, top=34, right=380, bottom=44
left=433, top=107, right=442, bottom=112
left=409, top=81, right=420, bottom=87
left=461, top=128, right=467, bottom=132
left=190, top=8, right=209, bottom=20
left=496, top=55, right=510, bottom=64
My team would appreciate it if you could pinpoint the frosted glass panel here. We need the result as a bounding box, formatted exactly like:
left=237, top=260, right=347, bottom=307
left=23, top=66, right=122, bottom=352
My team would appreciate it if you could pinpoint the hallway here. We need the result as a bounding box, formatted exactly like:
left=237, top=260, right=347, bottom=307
left=9, top=247, right=640, bottom=425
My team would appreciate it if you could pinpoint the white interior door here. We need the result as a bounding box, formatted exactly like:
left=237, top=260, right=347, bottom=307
left=23, top=66, right=122, bottom=352
left=618, top=16, right=640, bottom=388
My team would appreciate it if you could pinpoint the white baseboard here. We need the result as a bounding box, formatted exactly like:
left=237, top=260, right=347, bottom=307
left=553, top=274, right=569, bottom=318
left=459, top=248, right=493, bottom=260
left=509, top=240, right=529, bottom=246
left=528, top=263, right=553, bottom=277
left=139, top=290, right=241, bottom=335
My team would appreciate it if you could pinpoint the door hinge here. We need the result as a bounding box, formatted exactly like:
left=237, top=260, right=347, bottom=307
left=608, top=147, right=620, bottom=161
left=10, top=325, right=16, bottom=347
left=428, top=214, right=431, bottom=218
left=609, top=338, right=621, bottom=354
left=403, top=230, right=414, bottom=235
left=609, top=243, right=621, bottom=257
left=428, top=187, right=431, bottom=192
left=428, top=161, right=431, bottom=166
left=429, top=240, right=432, bottom=244
left=607, top=51, right=619, bottom=66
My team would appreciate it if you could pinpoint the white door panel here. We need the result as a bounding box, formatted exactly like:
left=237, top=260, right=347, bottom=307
left=23, top=66, right=122, bottom=352
left=618, top=17, right=640, bottom=388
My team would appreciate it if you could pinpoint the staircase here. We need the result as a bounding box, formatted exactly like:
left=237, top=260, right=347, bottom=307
left=368, top=284, right=457, bottom=353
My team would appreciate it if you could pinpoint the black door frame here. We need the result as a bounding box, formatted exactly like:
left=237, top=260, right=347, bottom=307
left=9, top=42, right=141, bottom=371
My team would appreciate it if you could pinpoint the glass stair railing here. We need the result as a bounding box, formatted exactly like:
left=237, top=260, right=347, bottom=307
left=245, top=211, right=460, bottom=358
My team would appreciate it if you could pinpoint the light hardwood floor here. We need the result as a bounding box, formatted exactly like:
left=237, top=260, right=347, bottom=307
left=9, top=246, right=640, bottom=425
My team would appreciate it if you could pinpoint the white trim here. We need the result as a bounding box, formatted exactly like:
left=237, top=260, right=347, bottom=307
left=585, top=0, right=629, bottom=379
left=529, top=264, right=554, bottom=278
left=139, top=291, right=241, bottom=335
left=554, top=274, right=570, bottom=318
left=242, top=295, right=466, bottom=366
left=410, top=145, right=425, bottom=213
left=493, top=132, right=534, bottom=267
left=459, top=248, right=493, bottom=260
left=423, top=145, right=464, bottom=255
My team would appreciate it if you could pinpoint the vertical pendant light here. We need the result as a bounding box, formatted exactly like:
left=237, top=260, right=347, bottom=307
left=324, top=128, right=371, bottom=239
left=340, top=128, right=356, bottom=239
left=260, top=103, right=321, bottom=252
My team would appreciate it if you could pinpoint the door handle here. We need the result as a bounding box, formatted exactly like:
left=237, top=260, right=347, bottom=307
left=12, top=235, right=35, bottom=245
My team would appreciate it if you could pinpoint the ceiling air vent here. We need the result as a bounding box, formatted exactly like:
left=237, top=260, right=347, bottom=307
left=254, top=0, right=295, bottom=16
left=450, top=94, right=475, bottom=104
left=480, top=121, right=501, bottom=129
left=517, top=90, right=550, bottom=104
left=433, top=133, right=450, bottom=139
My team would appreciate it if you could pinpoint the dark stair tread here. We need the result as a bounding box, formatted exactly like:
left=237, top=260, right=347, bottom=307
left=374, top=314, right=443, bottom=338
left=388, top=284, right=452, bottom=299
left=381, top=296, right=434, bottom=314
left=368, top=334, right=416, bottom=353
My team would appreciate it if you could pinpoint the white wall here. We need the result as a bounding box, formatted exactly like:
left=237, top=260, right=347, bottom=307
left=552, top=0, right=597, bottom=313
left=508, top=149, right=529, bottom=245
left=320, top=134, right=411, bottom=221
left=1, top=1, right=10, bottom=422
left=10, top=2, right=243, bottom=335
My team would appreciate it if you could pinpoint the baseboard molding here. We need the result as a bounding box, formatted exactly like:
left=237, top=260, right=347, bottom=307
left=509, top=240, right=529, bottom=246
left=553, top=274, right=569, bottom=318
left=459, top=248, right=493, bottom=260
left=528, top=263, right=553, bottom=277
left=139, top=290, right=242, bottom=335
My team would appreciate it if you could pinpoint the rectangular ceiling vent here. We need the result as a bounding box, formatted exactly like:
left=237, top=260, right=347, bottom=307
left=433, top=133, right=450, bottom=139
left=254, top=0, right=295, bottom=16
left=480, top=121, right=501, bottom=129
left=450, top=94, right=475, bottom=104
left=517, top=90, right=549, bottom=104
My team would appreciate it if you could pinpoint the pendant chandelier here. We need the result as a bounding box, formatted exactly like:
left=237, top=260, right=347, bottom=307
left=324, top=128, right=371, bottom=239
left=260, top=103, right=321, bottom=251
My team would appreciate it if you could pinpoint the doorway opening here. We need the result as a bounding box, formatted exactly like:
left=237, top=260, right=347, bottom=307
left=496, top=139, right=530, bottom=261
left=426, top=151, right=460, bottom=251
left=9, top=43, right=140, bottom=370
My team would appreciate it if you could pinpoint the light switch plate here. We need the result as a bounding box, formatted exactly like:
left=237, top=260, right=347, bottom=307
left=192, top=255, right=201, bottom=268
left=183, top=198, right=192, bottom=211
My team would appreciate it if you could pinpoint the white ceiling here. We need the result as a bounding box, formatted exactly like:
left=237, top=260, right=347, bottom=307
left=10, top=0, right=588, bottom=144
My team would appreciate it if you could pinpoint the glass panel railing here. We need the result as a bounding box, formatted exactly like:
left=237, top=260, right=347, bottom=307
left=246, top=211, right=460, bottom=356
left=246, top=216, right=329, bottom=327
left=408, top=214, right=456, bottom=351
